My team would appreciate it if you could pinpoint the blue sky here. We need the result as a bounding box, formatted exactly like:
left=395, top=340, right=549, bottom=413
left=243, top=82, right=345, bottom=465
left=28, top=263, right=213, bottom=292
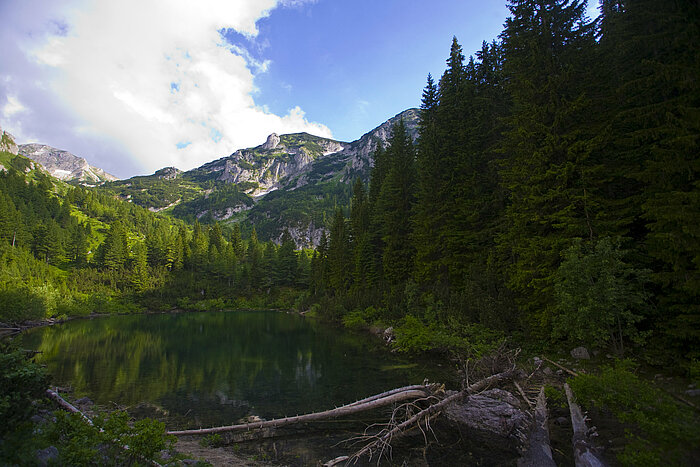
left=0, top=0, right=599, bottom=178
left=233, top=0, right=509, bottom=142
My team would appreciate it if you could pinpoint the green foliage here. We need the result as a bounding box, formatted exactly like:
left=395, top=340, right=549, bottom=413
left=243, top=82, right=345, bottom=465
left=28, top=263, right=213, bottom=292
left=0, top=285, right=47, bottom=322
left=342, top=306, right=381, bottom=330
left=393, top=314, right=504, bottom=357
left=553, top=237, right=650, bottom=354
left=569, top=360, right=699, bottom=465
left=543, top=385, right=566, bottom=409
left=47, top=410, right=175, bottom=465
left=200, top=433, right=225, bottom=448
left=0, top=342, right=49, bottom=436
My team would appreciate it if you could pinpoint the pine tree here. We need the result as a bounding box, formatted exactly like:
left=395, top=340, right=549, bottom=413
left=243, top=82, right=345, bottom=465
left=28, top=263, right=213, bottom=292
left=376, top=120, right=416, bottom=310
left=102, top=220, right=129, bottom=272
left=327, top=208, right=351, bottom=294
left=596, top=0, right=700, bottom=350
left=131, top=241, right=149, bottom=292
left=276, top=230, right=298, bottom=286
left=498, top=0, right=597, bottom=331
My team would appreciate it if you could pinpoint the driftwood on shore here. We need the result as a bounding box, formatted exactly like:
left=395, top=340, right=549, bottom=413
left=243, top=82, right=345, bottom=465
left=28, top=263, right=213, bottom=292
left=564, top=383, right=608, bottom=467
left=167, top=384, right=438, bottom=436
left=517, top=387, right=556, bottom=467
left=329, top=368, right=518, bottom=466
left=46, top=388, right=94, bottom=426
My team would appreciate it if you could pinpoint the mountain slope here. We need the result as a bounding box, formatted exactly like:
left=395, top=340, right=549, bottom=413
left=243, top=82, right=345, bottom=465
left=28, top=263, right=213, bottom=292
left=95, top=108, right=419, bottom=245
left=19, top=144, right=118, bottom=185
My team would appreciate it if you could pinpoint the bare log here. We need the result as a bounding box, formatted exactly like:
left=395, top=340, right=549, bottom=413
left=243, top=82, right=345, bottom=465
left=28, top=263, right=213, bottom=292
left=345, top=384, right=435, bottom=407
left=339, top=368, right=517, bottom=465
left=564, top=383, right=607, bottom=467
left=514, top=380, right=534, bottom=409
left=542, top=356, right=579, bottom=377
left=517, top=387, right=556, bottom=467
left=46, top=388, right=94, bottom=425
left=167, top=387, right=432, bottom=436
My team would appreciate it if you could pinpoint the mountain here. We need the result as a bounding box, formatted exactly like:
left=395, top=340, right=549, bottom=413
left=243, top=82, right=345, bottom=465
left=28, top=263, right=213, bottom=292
left=0, top=127, right=46, bottom=178
left=18, top=144, right=118, bottom=185
left=97, top=108, right=419, bottom=246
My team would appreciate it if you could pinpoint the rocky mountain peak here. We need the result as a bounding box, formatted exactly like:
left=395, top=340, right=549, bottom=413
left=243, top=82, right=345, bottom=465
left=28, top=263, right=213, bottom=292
left=19, top=143, right=118, bottom=184
left=154, top=167, right=182, bottom=180
left=262, top=133, right=280, bottom=150
left=0, top=126, right=19, bottom=155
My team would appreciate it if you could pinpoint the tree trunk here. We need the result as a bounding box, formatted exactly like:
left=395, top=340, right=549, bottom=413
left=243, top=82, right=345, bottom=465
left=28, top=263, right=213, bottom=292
left=167, top=386, right=434, bottom=436
left=518, top=387, right=556, bottom=467
left=564, top=383, right=608, bottom=467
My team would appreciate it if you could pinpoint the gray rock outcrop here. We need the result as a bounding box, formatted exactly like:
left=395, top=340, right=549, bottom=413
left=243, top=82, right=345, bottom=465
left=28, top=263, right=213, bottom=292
left=19, top=143, right=118, bottom=184
left=0, top=126, right=19, bottom=155
left=571, top=346, right=591, bottom=360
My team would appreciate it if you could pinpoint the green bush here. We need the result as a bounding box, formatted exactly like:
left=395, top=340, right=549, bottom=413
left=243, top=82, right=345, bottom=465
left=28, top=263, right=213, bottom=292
left=569, top=360, right=699, bottom=465
left=47, top=410, right=175, bottom=465
left=200, top=433, right=225, bottom=448
left=342, top=306, right=380, bottom=330
left=553, top=237, right=649, bottom=354
left=393, top=315, right=504, bottom=357
left=0, top=342, right=49, bottom=435
left=0, top=286, right=46, bottom=322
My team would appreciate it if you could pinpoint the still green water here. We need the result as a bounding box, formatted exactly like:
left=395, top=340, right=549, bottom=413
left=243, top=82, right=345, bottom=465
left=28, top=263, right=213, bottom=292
left=20, top=311, right=448, bottom=429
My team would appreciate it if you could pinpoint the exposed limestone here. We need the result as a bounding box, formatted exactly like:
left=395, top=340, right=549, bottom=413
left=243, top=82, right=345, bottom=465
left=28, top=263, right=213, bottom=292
left=0, top=127, right=19, bottom=155
left=262, top=133, right=280, bottom=150
left=19, top=143, right=118, bottom=184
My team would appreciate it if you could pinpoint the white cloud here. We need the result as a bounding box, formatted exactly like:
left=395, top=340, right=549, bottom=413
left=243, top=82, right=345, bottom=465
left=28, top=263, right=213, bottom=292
left=8, top=0, right=331, bottom=174
left=2, top=95, right=26, bottom=118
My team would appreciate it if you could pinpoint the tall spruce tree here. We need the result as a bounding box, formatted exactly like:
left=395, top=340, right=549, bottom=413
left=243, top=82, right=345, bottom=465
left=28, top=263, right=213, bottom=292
left=498, top=0, right=597, bottom=332
left=597, top=0, right=700, bottom=352
left=376, top=120, right=416, bottom=310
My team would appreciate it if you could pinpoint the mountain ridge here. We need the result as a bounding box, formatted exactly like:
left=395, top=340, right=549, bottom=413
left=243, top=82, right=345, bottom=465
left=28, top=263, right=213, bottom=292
left=18, top=143, right=118, bottom=185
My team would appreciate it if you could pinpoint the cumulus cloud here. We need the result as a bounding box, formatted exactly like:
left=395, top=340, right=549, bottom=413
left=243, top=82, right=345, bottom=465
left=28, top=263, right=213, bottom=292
left=0, top=0, right=331, bottom=176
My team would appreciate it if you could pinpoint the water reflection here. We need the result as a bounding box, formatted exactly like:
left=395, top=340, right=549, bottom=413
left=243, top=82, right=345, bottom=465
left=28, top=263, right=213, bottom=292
left=21, top=311, right=446, bottom=428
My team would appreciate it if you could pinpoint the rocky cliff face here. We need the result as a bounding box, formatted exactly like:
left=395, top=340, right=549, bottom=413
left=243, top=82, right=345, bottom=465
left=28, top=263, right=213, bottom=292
left=285, top=108, right=420, bottom=190
left=191, top=132, right=346, bottom=197
left=18, top=144, right=118, bottom=184
left=0, top=126, right=19, bottom=156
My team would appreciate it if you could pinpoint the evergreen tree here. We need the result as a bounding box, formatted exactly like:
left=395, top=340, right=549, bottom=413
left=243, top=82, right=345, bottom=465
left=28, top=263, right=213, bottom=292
left=276, top=230, right=298, bottom=286
left=101, top=220, right=129, bottom=272
left=131, top=241, right=149, bottom=292
left=230, top=223, right=245, bottom=258
left=498, top=0, right=596, bottom=331
left=376, top=120, right=416, bottom=310
left=327, top=208, right=351, bottom=294
left=596, top=0, right=700, bottom=352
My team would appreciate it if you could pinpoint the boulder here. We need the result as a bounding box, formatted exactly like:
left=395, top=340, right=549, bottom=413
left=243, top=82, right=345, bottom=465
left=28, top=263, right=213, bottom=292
left=36, top=446, right=59, bottom=466
left=570, top=346, right=590, bottom=360
left=444, top=389, right=529, bottom=439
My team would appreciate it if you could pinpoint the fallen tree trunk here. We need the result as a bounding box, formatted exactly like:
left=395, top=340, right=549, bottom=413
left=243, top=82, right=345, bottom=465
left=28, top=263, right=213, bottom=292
left=46, top=389, right=94, bottom=426
left=167, top=386, right=435, bottom=436
left=46, top=389, right=163, bottom=467
left=564, top=383, right=607, bottom=467
left=518, top=387, right=556, bottom=467
left=334, top=368, right=517, bottom=465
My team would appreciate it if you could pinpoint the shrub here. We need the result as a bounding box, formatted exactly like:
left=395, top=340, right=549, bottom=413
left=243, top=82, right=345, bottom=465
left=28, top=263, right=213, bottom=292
left=569, top=360, right=699, bottom=465
left=0, top=342, right=49, bottom=435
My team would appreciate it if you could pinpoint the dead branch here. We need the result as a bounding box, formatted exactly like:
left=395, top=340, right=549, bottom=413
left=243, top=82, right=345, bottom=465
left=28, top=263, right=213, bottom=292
left=513, top=381, right=534, bottom=409
left=167, top=386, right=435, bottom=436
left=336, top=368, right=517, bottom=466
left=542, top=356, right=579, bottom=377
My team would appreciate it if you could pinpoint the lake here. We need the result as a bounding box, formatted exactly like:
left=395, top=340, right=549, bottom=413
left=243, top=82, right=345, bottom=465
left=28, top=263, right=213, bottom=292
left=20, top=311, right=450, bottom=429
